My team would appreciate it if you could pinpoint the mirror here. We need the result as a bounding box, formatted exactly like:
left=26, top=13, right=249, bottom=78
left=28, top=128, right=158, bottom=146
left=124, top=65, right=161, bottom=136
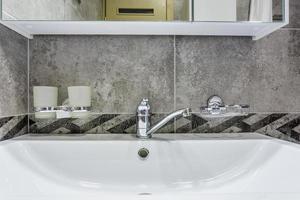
left=1, top=0, right=284, bottom=22
left=195, top=0, right=283, bottom=22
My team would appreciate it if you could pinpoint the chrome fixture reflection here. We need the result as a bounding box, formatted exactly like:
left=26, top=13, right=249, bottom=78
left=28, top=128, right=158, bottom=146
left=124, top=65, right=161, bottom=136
left=34, top=106, right=91, bottom=119
left=200, top=95, right=249, bottom=118
left=136, top=98, right=191, bottom=139
left=136, top=98, right=151, bottom=138
left=34, top=106, right=90, bottom=113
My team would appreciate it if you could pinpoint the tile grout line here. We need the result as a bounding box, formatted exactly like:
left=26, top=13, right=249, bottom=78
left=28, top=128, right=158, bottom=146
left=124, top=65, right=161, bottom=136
left=281, top=27, right=300, bottom=31
left=173, top=35, right=177, bottom=133
left=27, top=39, right=30, bottom=133
left=173, top=35, right=176, bottom=111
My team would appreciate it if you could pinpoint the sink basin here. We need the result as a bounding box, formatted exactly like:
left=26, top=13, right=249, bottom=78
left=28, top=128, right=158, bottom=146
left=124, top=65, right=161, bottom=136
left=1, top=133, right=300, bottom=200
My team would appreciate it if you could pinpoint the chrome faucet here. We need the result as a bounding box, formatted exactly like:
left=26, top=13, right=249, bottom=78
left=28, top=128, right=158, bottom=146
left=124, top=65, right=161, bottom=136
left=136, top=98, right=151, bottom=138
left=136, top=98, right=192, bottom=139
left=200, top=95, right=249, bottom=118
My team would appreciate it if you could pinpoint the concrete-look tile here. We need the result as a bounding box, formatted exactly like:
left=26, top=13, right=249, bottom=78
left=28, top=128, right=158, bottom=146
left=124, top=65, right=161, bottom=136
left=175, top=36, right=257, bottom=112
left=252, top=30, right=300, bottom=112
left=176, top=30, right=300, bottom=113
left=286, top=0, right=300, bottom=28
left=0, top=25, right=28, bottom=116
left=30, top=35, right=174, bottom=113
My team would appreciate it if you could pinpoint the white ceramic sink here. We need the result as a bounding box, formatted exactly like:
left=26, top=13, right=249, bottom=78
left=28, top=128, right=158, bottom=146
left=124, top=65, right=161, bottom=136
left=1, top=133, right=300, bottom=200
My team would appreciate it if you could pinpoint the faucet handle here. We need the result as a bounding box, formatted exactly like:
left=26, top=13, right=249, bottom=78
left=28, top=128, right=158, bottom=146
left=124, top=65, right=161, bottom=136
left=137, top=98, right=151, bottom=116
left=140, top=98, right=149, bottom=106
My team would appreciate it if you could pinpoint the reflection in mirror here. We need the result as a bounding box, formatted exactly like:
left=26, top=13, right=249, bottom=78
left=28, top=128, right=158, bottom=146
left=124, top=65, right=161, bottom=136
left=1, top=0, right=283, bottom=22
left=193, top=0, right=283, bottom=22
left=104, top=0, right=190, bottom=21
left=1, top=0, right=191, bottom=21
left=2, top=0, right=103, bottom=20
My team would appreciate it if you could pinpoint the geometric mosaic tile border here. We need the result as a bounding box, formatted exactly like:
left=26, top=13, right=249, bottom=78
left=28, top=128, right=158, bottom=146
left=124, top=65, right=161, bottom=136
left=29, top=114, right=175, bottom=135
left=176, top=113, right=300, bottom=143
left=0, top=115, right=28, bottom=141
left=1, top=113, right=298, bottom=143
left=28, top=113, right=300, bottom=144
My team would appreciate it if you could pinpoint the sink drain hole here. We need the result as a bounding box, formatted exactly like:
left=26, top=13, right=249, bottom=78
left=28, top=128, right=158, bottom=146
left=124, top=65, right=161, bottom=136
left=138, top=148, right=149, bottom=159
left=138, top=193, right=152, bottom=196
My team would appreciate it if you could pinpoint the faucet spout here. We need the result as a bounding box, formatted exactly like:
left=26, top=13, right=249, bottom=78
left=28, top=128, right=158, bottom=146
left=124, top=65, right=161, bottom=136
left=146, top=108, right=192, bottom=137
left=136, top=98, right=192, bottom=139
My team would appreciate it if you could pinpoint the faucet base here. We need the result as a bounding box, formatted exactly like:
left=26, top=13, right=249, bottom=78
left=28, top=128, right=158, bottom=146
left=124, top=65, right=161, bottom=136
left=136, top=135, right=152, bottom=139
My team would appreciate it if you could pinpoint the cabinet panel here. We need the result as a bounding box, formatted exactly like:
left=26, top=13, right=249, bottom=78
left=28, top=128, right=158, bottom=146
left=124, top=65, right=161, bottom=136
left=105, top=0, right=172, bottom=21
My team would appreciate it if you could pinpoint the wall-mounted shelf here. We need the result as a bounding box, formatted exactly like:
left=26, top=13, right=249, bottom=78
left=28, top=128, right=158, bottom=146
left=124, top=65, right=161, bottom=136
left=0, top=0, right=289, bottom=40
left=0, top=20, right=288, bottom=40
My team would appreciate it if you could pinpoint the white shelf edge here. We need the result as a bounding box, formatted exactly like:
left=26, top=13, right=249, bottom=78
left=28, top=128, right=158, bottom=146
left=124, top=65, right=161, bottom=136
left=252, top=22, right=288, bottom=40
left=0, top=20, right=33, bottom=39
left=0, top=0, right=288, bottom=41
left=1, top=12, right=33, bottom=39
left=1, top=21, right=284, bottom=39
left=253, top=0, right=289, bottom=40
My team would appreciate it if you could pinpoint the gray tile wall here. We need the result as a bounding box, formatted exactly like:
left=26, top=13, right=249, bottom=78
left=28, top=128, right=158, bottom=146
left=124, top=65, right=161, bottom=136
left=0, top=0, right=297, bottom=142
left=288, top=0, right=300, bottom=28
left=0, top=24, right=28, bottom=116
left=30, top=36, right=174, bottom=113
left=0, top=24, right=29, bottom=140
left=30, top=0, right=300, bottom=114
left=176, top=30, right=300, bottom=113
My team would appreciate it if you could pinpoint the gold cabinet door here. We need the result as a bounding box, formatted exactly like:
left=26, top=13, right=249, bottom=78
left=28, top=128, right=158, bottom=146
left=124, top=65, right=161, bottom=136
left=105, top=0, right=170, bottom=21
